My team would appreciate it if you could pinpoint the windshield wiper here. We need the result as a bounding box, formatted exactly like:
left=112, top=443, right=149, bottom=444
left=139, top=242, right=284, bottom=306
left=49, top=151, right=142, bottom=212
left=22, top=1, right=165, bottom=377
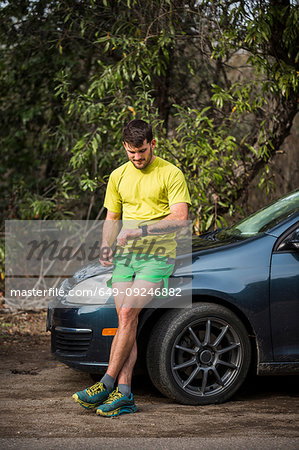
left=217, top=228, right=247, bottom=241
left=201, top=228, right=224, bottom=241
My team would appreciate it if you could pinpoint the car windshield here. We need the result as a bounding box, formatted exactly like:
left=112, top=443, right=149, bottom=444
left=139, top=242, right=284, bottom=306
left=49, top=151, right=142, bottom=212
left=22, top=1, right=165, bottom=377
left=218, top=191, right=299, bottom=239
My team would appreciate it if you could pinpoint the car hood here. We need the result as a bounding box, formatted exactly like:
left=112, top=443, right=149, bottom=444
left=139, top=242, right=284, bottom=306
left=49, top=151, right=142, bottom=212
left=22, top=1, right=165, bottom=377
left=65, top=231, right=262, bottom=287
left=69, top=232, right=250, bottom=280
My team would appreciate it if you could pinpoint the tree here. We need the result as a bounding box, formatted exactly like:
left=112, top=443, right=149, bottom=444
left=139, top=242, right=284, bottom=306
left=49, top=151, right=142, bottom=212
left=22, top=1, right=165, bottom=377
left=54, top=0, right=298, bottom=230
left=0, top=0, right=298, bottom=230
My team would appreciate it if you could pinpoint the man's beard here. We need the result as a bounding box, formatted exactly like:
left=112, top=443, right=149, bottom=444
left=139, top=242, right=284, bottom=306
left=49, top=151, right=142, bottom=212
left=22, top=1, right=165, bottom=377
left=131, top=146, right=153, bottom=169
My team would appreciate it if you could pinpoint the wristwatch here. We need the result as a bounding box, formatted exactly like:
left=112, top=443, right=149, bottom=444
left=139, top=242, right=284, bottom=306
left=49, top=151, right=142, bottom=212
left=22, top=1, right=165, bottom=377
left=139, top=225, right=148, bottom=237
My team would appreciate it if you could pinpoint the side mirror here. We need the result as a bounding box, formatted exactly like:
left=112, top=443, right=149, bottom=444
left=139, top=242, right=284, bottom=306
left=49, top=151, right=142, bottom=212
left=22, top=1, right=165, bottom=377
left=286, top=239, right=299, bottom=251
left=277, top=228, right=299, bottom=252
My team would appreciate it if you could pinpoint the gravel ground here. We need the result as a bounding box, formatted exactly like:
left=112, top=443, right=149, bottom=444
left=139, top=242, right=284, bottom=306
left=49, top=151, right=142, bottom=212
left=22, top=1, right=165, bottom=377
left=0, top=310, right=298, bottom=448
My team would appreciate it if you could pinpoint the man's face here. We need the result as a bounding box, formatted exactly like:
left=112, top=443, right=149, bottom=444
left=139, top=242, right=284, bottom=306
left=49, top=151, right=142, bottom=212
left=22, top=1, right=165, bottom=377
left=123, top=139, right=156, bottom=170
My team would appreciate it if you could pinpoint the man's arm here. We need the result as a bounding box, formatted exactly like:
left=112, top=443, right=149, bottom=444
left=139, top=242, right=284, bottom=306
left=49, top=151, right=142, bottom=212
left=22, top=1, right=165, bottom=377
left=100, top=210, right=121, bottom=266
left=147, top=202, right=188, bottom=234
left=116, top=203, right=188, bottom=247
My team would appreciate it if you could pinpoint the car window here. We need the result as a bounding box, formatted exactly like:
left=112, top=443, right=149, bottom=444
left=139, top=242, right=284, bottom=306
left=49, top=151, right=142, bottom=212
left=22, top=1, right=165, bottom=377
left=218, top=191, right=299, bottom=239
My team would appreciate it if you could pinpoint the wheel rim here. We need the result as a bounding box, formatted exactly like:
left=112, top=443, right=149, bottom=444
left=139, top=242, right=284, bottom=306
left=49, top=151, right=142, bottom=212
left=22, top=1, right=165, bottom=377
left=170, top=316, right=243, bottom=398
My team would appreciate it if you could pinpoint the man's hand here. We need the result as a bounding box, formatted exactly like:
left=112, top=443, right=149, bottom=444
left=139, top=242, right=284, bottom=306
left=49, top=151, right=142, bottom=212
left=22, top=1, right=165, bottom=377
left=99, top=210, right=121, bottom=266
left=99, top=245, right=114, bottom=266
left=117, top=228, right=142, bottom=247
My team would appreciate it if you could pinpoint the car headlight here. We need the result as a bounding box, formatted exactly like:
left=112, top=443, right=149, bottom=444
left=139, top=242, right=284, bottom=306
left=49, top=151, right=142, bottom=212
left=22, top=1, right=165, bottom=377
left=65, top=273, right=113, bottom=305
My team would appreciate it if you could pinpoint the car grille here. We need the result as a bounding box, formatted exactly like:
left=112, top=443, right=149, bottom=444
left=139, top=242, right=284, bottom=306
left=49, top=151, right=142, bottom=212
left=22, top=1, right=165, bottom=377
left=55, top=326, right=92, bottom=355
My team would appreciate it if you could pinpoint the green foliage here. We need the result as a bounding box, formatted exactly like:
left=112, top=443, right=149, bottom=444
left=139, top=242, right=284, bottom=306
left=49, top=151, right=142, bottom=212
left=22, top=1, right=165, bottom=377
left=210, top=0, right=299, bottom=98
left=159, top=106, right=240, bottom=231
left=0, top=0, right=298, bottom=255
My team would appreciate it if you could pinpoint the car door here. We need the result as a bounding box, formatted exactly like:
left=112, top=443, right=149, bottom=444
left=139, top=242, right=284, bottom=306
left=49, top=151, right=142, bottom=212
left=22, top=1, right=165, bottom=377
left=269, top=223, right=299, bottom=361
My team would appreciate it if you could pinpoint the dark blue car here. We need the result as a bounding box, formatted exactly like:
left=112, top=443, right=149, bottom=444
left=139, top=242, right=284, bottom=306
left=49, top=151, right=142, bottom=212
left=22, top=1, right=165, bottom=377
left=47, top=190, right=299, bottom=405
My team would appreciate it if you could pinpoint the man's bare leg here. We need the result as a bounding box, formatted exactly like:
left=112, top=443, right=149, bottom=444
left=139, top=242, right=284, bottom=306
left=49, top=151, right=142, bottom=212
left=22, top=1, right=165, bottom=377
left=106, top=279, right=161, bottom=381
left=106, top=281, right=133, bottom=377
left=116, top=339, right=137, bottom=386
left=105, top=305, right=140, bottom=379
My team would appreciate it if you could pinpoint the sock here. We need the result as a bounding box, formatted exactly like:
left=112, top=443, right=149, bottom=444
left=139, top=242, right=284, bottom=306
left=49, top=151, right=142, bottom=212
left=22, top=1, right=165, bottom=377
left=100, top=373, right=115, bottom=393
left=118, top=384, right=131, bottom=397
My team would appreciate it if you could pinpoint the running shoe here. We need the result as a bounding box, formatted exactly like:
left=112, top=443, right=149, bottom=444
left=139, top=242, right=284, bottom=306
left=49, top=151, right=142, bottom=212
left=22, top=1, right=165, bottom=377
left=96, top=387, right=137, bottom=417
left=72, top=381, right=109, bottom=409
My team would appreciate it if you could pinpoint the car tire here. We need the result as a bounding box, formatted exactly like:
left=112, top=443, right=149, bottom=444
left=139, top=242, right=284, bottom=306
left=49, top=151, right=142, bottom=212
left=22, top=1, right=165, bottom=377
left=146, top=302, right=251, bottom=405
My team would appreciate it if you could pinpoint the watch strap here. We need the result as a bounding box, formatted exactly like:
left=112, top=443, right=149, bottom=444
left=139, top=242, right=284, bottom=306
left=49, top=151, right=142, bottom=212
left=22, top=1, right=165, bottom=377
left=140, top=225, right=148, bottom=237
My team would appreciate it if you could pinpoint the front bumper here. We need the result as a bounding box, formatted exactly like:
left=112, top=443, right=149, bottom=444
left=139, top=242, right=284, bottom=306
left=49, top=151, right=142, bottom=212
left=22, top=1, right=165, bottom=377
left=47, top=299, right=118, bottom=373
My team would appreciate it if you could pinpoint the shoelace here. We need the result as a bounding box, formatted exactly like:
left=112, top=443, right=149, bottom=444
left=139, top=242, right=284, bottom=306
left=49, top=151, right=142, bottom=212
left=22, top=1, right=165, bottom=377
left=86, top=382, right=105, bottom=397
left=104, top=389, right=123, bottom=404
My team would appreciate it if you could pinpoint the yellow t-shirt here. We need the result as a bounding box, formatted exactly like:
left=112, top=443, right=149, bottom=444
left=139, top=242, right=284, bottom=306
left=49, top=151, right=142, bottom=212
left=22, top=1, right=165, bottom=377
left=104, top=156, right=191, bottom=257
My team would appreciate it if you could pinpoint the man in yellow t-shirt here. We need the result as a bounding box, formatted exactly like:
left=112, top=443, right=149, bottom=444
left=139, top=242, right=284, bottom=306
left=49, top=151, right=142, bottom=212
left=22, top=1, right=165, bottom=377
left=72, top=119, right=190, bottom=417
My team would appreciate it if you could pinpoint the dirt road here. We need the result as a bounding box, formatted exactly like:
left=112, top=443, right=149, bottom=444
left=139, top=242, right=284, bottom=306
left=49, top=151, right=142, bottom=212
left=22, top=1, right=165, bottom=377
left=0, top=311, right=298, bottom=448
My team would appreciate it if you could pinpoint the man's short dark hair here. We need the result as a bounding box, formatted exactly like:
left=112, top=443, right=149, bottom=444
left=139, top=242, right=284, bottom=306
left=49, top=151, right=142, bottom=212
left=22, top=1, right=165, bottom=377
left=122, top=119, right=153, bottom=147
